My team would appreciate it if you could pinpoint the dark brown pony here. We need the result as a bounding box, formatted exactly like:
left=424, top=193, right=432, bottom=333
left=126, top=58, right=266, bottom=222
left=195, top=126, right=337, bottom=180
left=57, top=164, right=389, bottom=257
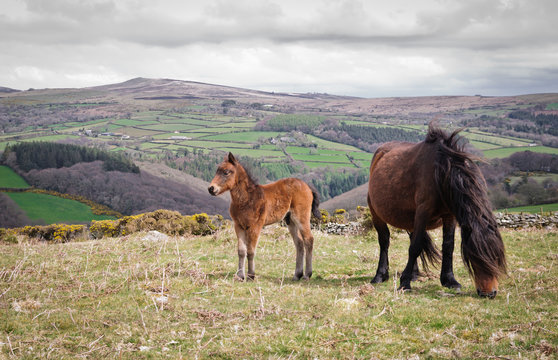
left=367, top=124, right=507, bottom=298
left=209, top=153, right=320, bottom=281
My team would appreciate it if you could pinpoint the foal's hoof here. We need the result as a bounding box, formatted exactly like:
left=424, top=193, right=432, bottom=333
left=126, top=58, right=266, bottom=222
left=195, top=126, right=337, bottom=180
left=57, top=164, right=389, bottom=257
left=247, top=274, right=256, bottom=281
left=234, top=273, right=245, bottom=282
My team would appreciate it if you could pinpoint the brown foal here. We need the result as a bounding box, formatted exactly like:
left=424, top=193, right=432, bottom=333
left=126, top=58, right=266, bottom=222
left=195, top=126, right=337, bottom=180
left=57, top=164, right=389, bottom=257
left=209, top=153, right=320, bottom=281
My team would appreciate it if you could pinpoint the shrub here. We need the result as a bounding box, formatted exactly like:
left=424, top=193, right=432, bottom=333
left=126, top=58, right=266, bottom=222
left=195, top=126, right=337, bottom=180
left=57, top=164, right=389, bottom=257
left=13, top=224, right=85, bottom=242
left=90, top=210, right=218, bottom=239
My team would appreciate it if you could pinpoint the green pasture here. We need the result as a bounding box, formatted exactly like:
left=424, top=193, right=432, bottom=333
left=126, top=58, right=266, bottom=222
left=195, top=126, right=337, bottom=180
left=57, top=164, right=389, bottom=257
left=462, top=130, right=531, bottom=147
left=291, top=153, right=353, bottom=165
left=163, top=117, right=225, bottom=126
left=117, top=127, right=163, bottom=137
left=20, top=134, right=79, bottom=142
left=216, top=148, right=284, bottom=158
left=483, top=146, right=558, bottom=159
left=0, top=166, right=30, bottom=189
left=113, top=119, right=157, bottom=127
left=139, top=123, right=199, bottom=132
left=499, top=202, right=558, bottom=214
left=469, top=140, right=501, bottom=150
left=204, top=131, right=283, bottom=143
left=545, top=103, right=558, bottom=110
left=305, top=135, right=363, bottom=152
left=216, top=122, right=256, bottom=128
left=4, top=192, right=115, bottom=224
left=7, top=218, right=551, bottom=358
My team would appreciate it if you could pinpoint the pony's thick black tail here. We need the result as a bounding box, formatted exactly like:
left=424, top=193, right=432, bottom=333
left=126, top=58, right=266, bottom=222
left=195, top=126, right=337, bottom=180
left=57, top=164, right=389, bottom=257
left=428, top=124, right=507, bottom=279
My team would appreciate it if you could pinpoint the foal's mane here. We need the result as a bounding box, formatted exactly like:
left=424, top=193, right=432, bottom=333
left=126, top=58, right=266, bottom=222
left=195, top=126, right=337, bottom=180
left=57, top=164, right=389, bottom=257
left=236, top=160, right=260, bottom=187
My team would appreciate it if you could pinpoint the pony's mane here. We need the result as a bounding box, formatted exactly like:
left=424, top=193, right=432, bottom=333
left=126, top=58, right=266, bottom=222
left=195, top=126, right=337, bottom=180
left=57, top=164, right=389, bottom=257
left=428, top=124, right=507, bottom=278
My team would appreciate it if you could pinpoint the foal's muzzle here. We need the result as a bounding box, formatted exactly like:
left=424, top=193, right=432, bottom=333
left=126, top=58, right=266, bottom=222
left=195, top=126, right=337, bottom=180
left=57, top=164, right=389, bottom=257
left=208, top=186, right=217, bottom=196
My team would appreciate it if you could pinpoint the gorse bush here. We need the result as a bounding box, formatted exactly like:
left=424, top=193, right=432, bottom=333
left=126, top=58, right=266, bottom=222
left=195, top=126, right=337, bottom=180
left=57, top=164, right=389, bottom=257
left=1, top=210, right=222, bottom=243
left=90, top=210, right=220, bottom=239
left=6, top=224, right=86, bottom=242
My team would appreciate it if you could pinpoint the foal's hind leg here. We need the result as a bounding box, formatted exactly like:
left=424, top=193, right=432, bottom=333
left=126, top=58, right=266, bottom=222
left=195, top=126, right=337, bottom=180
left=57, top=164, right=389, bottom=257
left=440, top=217, right=461, bottom=290
left=299, top=222, right=314, bottom=280
left=371, top=217, right=390, bottom=283
left=287, top=221, right=305, bottom=280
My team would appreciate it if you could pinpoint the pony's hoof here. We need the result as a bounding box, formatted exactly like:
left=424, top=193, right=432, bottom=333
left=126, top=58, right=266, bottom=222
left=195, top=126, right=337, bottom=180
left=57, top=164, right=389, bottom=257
left=442, top=279, right=462, bottom=291
left=247, top=274, right=256, bottom=281
left=234, top=274, right=245, bottom=282
left=398, top=283, right=412, bottom=292
left=293, top=272, right=303, bottom=281
left=477, top=289, right=497, bottom=298
left=371, top=273, right=389, bottom=283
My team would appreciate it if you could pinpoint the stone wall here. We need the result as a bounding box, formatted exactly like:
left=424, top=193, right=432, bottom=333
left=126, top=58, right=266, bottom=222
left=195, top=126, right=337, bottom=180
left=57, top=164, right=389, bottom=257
left=321, top=212, right=558, bottom=235
left=495, top=212, right=558, bottom=229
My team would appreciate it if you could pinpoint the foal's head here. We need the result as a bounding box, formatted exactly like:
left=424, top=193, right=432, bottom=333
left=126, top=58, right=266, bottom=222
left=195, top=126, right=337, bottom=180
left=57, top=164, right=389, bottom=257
left=208, top=152, right=239, bottom=196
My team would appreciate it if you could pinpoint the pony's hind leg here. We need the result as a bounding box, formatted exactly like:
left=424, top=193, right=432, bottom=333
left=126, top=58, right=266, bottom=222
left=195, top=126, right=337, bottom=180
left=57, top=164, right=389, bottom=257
left=287, top=221, right=305, bottom=280
left=371, top=218, right=390, bottom=283
left=440, top=217, right=461, bottom=290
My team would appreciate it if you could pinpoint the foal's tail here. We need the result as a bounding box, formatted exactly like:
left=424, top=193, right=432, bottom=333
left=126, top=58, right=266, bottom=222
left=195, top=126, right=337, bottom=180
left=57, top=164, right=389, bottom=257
left=427, top=125, right=507, bottom=280
left=309, top=184, right=321, bottom=220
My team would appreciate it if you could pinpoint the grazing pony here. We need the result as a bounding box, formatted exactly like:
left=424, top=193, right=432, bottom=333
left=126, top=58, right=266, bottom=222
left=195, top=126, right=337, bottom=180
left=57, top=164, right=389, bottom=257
left=209, top=153, right=320, bottom=281
left=367, top=125, right=507, bottom=298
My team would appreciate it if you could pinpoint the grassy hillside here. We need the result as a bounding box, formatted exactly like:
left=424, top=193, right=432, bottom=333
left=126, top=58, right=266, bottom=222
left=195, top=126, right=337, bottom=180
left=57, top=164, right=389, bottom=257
left=1, top=226, right=556, bottom=358
left=5, top=192, right=115, bottom=224
left=0, top=165, right=29, bottom=188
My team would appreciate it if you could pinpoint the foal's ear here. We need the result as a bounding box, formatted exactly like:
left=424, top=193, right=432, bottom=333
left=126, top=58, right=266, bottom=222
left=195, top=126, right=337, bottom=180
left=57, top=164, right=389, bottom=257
left=227, top=152, right=237, bottom=165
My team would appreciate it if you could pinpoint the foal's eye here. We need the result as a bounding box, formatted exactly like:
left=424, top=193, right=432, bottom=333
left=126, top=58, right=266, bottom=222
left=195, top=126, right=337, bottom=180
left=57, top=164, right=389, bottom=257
left=223, top=170, right=231, bottom=176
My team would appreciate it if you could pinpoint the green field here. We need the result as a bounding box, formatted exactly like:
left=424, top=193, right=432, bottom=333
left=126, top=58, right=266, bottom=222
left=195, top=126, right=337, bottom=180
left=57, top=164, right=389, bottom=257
left=0, top=166, right=30, bottom=189
left=0, top=226, right=555, bottom=358
left=483, top=146, right=558, bottom=159
left=5, top=192, right=115, bottom=224
left=499, top=202, right=558, bottom=214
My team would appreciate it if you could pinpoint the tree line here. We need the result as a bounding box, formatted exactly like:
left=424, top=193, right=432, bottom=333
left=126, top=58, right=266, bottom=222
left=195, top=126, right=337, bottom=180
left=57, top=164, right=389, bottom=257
left=482, top=151, right=558, bottom=209
left=2, top=142, right=139, bottom=173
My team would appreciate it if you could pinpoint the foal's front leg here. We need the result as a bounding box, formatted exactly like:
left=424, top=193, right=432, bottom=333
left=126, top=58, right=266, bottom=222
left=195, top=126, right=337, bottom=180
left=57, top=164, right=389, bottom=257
left=234, top=224, right=248, bottom=281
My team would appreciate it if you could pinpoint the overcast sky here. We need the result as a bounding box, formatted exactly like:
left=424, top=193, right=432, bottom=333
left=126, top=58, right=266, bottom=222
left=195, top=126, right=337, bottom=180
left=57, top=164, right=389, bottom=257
left=1, top=0, right=557, bottom=97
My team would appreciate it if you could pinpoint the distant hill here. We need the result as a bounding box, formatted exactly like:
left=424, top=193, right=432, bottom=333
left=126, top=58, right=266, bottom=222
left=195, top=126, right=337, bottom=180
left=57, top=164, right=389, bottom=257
left=0, top=86, right=19, bottom=94
left=321, top=183, right=368, bottom=214
left=1, top=77, right=557, bottom=215
left=20, top=161, right=230, bottom=217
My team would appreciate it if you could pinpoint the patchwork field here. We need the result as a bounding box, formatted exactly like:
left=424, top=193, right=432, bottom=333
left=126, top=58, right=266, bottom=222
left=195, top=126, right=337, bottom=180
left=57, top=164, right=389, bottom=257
left=0, top=226, right=556, bottom=358
left=4, top=192, right=115, bottom=224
